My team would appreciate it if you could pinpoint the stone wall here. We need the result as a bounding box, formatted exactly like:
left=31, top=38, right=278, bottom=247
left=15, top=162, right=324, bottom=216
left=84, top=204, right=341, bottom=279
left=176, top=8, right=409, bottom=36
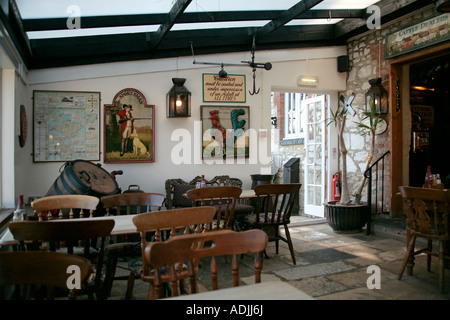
left=342, top=5, right=438, bottom=211
left=270, top=5, right=439, bottom=214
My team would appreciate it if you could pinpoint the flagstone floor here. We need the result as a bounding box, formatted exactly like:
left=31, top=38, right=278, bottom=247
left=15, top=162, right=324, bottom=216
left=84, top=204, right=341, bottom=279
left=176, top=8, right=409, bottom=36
left=109, top=217, right=450, bottom=300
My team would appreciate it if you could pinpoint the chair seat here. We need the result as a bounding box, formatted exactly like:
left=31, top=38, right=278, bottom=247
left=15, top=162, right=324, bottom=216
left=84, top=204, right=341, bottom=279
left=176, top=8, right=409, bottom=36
left=128, top=258, right=188, bottom=278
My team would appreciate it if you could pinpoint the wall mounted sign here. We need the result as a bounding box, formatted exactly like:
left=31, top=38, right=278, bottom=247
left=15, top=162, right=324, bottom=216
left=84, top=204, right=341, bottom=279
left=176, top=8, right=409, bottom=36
left=104, top=88, right=155, bottom=163
left=200, top=105, right=249, bottom=159
left=385, top=13, right=450, bottom=59
left=33, top=90, right=100, bottom=162
left=19, top=104, right=27, bottom=148
left=202, top=73, right=246, bottom=103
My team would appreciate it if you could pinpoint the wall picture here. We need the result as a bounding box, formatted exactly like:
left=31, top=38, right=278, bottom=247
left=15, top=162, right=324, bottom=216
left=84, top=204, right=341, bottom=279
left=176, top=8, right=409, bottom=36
left=104, top=88, right=155, bottom=163
left=200, top=105, right=249, bottom=159
left=33, top=90, right=100, bottom=162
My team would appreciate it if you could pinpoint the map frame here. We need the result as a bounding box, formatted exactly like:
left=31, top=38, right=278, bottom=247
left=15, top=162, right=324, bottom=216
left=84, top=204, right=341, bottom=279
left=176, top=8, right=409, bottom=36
left=32, top=90, right=100, bottom=163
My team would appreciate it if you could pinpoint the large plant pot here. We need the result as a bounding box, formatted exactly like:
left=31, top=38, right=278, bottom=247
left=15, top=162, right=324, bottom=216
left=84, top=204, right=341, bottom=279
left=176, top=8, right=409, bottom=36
left=324, top=201, right=369, bottom=233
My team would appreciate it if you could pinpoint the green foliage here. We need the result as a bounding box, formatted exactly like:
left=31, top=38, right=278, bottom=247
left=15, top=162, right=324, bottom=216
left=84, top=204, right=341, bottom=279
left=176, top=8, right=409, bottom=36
left=353, top=98, right=382, bottom=135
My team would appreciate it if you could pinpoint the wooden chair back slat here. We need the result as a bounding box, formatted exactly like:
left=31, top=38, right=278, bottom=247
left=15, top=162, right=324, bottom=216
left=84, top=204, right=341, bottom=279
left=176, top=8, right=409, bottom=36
left=398, top=186, right=450, bottom=293
left=131, top=206, right=216, bottom=299
left=186, top=186, right=242, bottom=230
left=254, top=183, right=301, bottom=225
left=399, top=186, right=449, bottom=237
left=0, top=251, right=93, bottom=300
left=7, top=219, right=114, bottom=299
left=144, top=229, right=268, bottom=299
left=31, top=195, right=100, bottom=220
left=101, top=193, right=165, bottom=216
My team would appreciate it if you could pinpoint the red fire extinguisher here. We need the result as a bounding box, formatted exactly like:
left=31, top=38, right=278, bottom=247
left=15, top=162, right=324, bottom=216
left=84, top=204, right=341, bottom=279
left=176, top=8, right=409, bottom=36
left=332, top=171, right=341, bottom=201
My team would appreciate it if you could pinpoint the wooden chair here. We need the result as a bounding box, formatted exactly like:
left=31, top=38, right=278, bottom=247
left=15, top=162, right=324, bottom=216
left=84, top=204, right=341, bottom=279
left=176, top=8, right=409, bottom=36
left=132, top=206, right=216, bottom=299
left=100, top=192, right=165, bottom=299
left=186, top=186, right=242, bottom=230
left=101, top=192, right=165, bottom=216
left=144, top=229, right=268, bottom=299
left=31, top=194, right=100, bottom=220
left=0, top=251, right=93, bottom=300
left=9, top=219, right=115, bottom=299
left=398, top=186, right=450, bottom=293
left=241, top=183, right=301, bottom=265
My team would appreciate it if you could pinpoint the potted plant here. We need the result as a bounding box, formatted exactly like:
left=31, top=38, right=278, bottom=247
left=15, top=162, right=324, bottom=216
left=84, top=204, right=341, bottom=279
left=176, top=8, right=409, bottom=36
left=325, top=95, right=383, bottom=233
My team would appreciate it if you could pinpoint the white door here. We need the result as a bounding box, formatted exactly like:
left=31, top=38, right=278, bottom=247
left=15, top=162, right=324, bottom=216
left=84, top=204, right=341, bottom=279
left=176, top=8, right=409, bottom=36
left=303, top=95, right=326, bottom=217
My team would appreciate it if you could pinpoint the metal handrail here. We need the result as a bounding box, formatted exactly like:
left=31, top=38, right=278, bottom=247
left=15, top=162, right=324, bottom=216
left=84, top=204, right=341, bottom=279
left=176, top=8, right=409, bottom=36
left=364, top=150, right=390, bottom=235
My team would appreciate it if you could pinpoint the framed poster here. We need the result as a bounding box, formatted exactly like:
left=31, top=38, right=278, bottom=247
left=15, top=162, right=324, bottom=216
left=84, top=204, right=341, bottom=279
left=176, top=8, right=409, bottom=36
left=33, top=90, right=100, bottom=162
left=200, top=105, right=249, bottom=159
left=104, top=88, right=155, bottom=163
left=202, top=73, right=246, bottom=103
left=385, top=13, right=450, bottom=59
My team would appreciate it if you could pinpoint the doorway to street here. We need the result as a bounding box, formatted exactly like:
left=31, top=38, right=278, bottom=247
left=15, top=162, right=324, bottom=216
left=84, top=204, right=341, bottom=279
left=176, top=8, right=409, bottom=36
left=271, top=91, right=330, bottom=218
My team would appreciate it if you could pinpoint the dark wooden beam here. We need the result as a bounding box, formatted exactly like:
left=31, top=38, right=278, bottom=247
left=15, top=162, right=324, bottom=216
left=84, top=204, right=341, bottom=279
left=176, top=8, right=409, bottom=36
left=334, top=0, right=434, bottom=40
left=22, top=9, right=366, bottom=32
left=148, top=0, right=191, bottom=51
left=0, top=0, right=32, bottom=66
left=254, top=0, right=324, bottom=42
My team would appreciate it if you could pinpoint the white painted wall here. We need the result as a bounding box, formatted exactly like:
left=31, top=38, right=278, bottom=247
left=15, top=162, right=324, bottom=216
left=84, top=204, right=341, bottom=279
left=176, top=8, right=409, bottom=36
left=15, top=46, right=346, bottom=202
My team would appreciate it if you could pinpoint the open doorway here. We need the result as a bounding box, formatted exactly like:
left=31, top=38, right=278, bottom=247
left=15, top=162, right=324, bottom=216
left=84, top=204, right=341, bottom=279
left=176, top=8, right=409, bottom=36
left=271, top=91, right=330, bottom=218
left=408, top=53, right=450, bottom=188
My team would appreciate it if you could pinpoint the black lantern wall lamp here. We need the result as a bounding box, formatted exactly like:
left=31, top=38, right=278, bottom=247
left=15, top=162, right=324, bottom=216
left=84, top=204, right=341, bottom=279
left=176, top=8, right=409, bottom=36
left=365, top=78, right=388, bottom=114
left=166, top=78, right=191, bottom=118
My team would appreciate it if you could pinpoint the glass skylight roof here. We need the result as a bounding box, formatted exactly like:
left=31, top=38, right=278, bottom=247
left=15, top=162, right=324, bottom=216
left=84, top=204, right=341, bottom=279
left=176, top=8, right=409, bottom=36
left=17, top=0, right=381, bottom=40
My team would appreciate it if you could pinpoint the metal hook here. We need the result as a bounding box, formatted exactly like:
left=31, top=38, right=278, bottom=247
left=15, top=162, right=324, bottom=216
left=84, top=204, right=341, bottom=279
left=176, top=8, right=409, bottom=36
left=249, top=36, right=260, bottom=95
left=249, top=72, right=260, bottom=95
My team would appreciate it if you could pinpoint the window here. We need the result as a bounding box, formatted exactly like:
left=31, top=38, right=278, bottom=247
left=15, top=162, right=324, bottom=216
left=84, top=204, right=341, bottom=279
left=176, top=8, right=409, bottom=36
left=284, top=92, right=305, bottom=140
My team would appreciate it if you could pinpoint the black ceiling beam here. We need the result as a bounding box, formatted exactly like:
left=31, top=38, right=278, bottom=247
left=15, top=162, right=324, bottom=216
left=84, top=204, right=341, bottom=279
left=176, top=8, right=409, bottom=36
left=22, top=9, right=365, bottom=32
left=254, top=0, right=324, bottom=42
left=28, top=24, right=338, bottom=69
left=333, top=0, right=435, bottom=41
left=28, top=37, right=340, bottom=70
left=30, top=24, right=335, bottom=57
left=0, top=0, right=32, bottom=66
left=148, top=0, right=191, bottom=51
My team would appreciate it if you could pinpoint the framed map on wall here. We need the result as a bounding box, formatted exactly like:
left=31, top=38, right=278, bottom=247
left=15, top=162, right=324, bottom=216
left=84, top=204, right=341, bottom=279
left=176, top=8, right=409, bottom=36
left=33, top=90, right=100, bottom=162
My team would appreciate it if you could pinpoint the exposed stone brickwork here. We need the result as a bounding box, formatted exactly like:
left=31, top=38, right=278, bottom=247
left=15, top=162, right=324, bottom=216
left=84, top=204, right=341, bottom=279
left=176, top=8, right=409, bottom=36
left=271, top=6, right=438, bottom=214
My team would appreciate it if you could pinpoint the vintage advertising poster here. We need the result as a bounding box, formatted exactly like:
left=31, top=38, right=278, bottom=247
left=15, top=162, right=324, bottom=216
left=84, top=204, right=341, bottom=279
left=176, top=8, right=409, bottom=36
left=202, top=73, right=246, bottom=103
left=104, top=88, right=155, bottom=163
left=200, top=105, right=249, bottom=159
left=33, top=90, right=100, bottom=162
left=386, top=13, right=450, bottom=59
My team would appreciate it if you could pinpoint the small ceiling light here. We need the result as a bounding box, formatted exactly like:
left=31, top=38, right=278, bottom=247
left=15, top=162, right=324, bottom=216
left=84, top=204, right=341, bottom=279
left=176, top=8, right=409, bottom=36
left=365, top=78, right=388, bottom=114
left=298, top=75, right=319, bottom=86
left=167, top=78, right=191, bottom=118
left=436, top=0, right=450, bottom=12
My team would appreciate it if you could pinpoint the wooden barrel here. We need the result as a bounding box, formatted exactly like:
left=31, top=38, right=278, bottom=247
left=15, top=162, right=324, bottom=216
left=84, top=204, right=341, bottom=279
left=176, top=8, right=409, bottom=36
left=47, top=160, right=120, bottom=198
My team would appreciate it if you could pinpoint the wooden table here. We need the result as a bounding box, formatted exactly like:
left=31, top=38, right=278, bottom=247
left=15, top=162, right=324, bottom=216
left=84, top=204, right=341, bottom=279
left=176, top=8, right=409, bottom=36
left=239, top=189, right=257, bottom=199
left=0, top=214, right=139, bottom=247
left=88, top=214, right=139, bottom=236
left=165, top=281, right=315, bottom=300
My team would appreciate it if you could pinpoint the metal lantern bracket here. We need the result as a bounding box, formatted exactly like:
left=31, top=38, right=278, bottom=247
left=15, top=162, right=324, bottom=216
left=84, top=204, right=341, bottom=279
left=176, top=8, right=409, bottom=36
left=190, top=36, right=272, bottom=95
